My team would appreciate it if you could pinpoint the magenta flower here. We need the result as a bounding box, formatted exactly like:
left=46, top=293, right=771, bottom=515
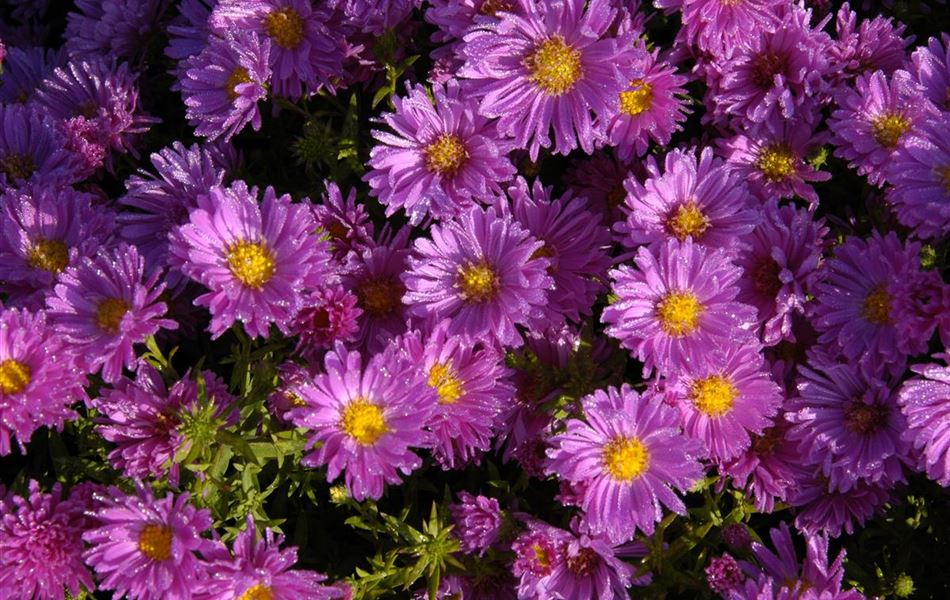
left=617, top=148, right=759, bottom=253
left=288, top=342, right=437, bottom=501
left=603, top=238, right=758, bottom=376
left=0, top=103, right=79, bottom=189
left=669, top=342, right=783, bottom=462
left=830, top=2, right=912, bottom=81
left=546, top=385, right=704, bottom=542
left=312, top=180, right=373, bottom=261
left=884, top=115, right=950, bottom=240
left=65, top=0, right=169, bottom=61
left=458, top=0, right=630, bottom=159
left=898, top=354, right=950, bottom=487
left=679, top=0, right=783, bottom=57
left=790, top=468, right=891, bottom=538
left=705, top=554, right=744, bottom=595
left=909, top=34, right=950, bottom=111
left=0, top=481, right=94, bottom=599
left=169, top=181, right=331, bottom=339
left=292, top=285, right=362, bottom=362
left=403, top=205, right=553, bottom=348
left=450, top=491, right=504, bottom=556
left=46, top=243, right=176, bottom=383
left=83, top=485, right=215, bottom=600
left=181, top=30, right=271, bottom=142
left=366, top=79, right=516, bottom=224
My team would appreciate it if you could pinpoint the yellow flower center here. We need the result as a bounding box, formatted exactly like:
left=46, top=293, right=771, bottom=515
left=264, top=7, right=305, bottom=49
left=756, top=144, right=797, bottom=181
left=0, top=153, right=36, bottom=181
left=424, top=134, right=468, bottom=176
left=428, top=363, right=464, bottom=404
left=602, top=435, right=650, bottom=481
left=532, top=543, right=552, bottom=569
left=0, top=359, right=32, bottom=395
left=96, top=298, right=129, bottom=334
left=226, top=67, right=253, bottom=101
left=138, top=524, right=173, bottom=561
left=871, top=112, right=910, bottom=149
left=356, top=277, right=404, bottom=316
left=239, top=584, right=274, bottom=600
left=690, top=375, right=737, bottom=417
left=227, top=240, right=276, bottom=289
left=340, top=398, right=388, bottom=445
left=457, top=261, right=500, bottom=303
left=667, top=201, right=709, bottom=241
left=525, top=35, right=582, bottom=96
left=656, top=291, right=704, bottom=337
left=26, top=238, right=69, bottom=274
left=861, top=284, right=892, bottom=325
left=619, top=80, right=654, bottom=116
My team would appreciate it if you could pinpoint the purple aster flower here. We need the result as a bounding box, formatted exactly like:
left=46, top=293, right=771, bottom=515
left=718, top=112, right=830, bottom=205
left=65, top=0, right=171, bottom=61
left=0, top=46, right=62, bottom=105
left=606, top=48, right=690, bottom=160
left=46, top=243, right=176, bottom=383
left=450, top=491, right=504, bottom=556
left=196, top=515, right=342, bottom=600
left=790, top=468, right=890, bottom=538
left=0, top=481, right=93, bottom=599
left=403, top=205, right=553, bottom=348
left=287, top=342, right=437, bottom=501
left=811, top=232, right=923, bottom=372
left=117, top=141, right=230, bottom=285
left=617, top=148, right=759, bottom=253
left=0, top=308, right=87, bottom=455
left=83, top=485, right=214, bottom=600
left=909, top=34, right=950, bottom=111
left=0, top=103, right=79, bottom=188
left=504, top=177, right=611, bottom=324
left=891, top=269, right=950, bottom=355
left=169, top=181, right=331, bottom=339
left=94, top=363, right=235, bottom=485
left=0, top=183, right=116, bottom=310
left=830, top=2, right=912, bottom=81
left=458, top=0, right=631, bottom=159
left=827, top=69, right=931, bottom=186
left=210, top=0, right=343, bottom=99
left=36, top=59, right=159, bottom=172
left=312, top=180, right=374, bottom=261
left=165, top=0, right=215, bottom=65
left=734, top=200, right=827, bottom=346
left=785, top=358, right=909, bottom=492
left=511, top=520, right=570, bottom=598
left=669, top=342, right=783, bottom=462
left=603, top=238, right=758, bottom=376
left=366, top=79, right=516, bottom=224
left=898, top=354, right=950, bottom=486
left=292, top=285, right=362, bottom=362
left=401, top=319, right=514, bottom=469
left=679, top=0, right=784, bottom=57
left=546, top=384, right=704, bottom=542
left=708, top=5, right=832, bottom=126
left=706, top=554, right=744, bottom=595
left=181, top=30, right=271, bottom=142
left=884, top=115, right=950, bottom=240
left=425, top=0, right=515, bottom=46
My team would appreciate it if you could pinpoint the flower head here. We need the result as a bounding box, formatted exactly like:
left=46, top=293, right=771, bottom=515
left=65, top=0, right=170, bottom=60
left=0, top=103, right=78, bottom=189
left=885, top=115, right=950, bottom=240
left=450, top=491, right=504, bottom=556
left=898, top=354, right=950, bottom=486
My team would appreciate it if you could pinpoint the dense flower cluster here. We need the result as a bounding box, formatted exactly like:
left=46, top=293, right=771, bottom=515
left=1, top=1, right=949, bottom=599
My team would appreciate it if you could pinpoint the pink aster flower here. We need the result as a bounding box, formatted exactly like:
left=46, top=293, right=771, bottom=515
left=789, top=468, right=890, bottom=538
left=884, top=115, right=950, bottom=240
left=830, top=2, right=912, bottom=81
left=0, top=480, right=94, bottom=600
left=83, top=485, right=215, bottom=600
left=708, top=5, right=832, bottom=126
left=46, top=243, right=176, bottom=383
left=909, top=34, right=950, bottom=111
left=312, top=180, right=374, bottom=261
left=827, top=69, right=931, bottom=186
left=811, top=232, right=923, bottom=373
left=706, top=554, right=744, bottom=595
left=181, top=30, right=271, bottom=142
left=450, top=491, right=504, bottom=556
left=458, top=0, right=631, bottom=159
left=617, top=148, right=760, bottom=253
left=196, top=515, right=342, bottom=600
left=210, top=0, right=343, bottom=99
left=898, top=354, right=950, bottom=486
left=169, top=181, right=331, bottom=339
left=287, top=342, right=437, bottom=501
left=602, top=238, right=758, bottom=376
left=546, top=384, right=704, bottom=542
left=0, top=183, right=115, bottom=310
left=734, top=200, right=827, bottom=346
left=786, top=358, right=909, bottom=492
left=291, top=285, right=362, bottom=362
left=504, top=177, right=611, bottom=324
left=365, top=79, right=516, bottom=224
left=678, top=0, right=784, bottom=57
left=606, top=48, right=690, bottom=160
left=402, top=205, right=553, bottom=348
left=401, top=320, right=514, bottom=469
left=718, top=111, right=831, bottom=205
left=668, top=342, right=783, bottom=462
